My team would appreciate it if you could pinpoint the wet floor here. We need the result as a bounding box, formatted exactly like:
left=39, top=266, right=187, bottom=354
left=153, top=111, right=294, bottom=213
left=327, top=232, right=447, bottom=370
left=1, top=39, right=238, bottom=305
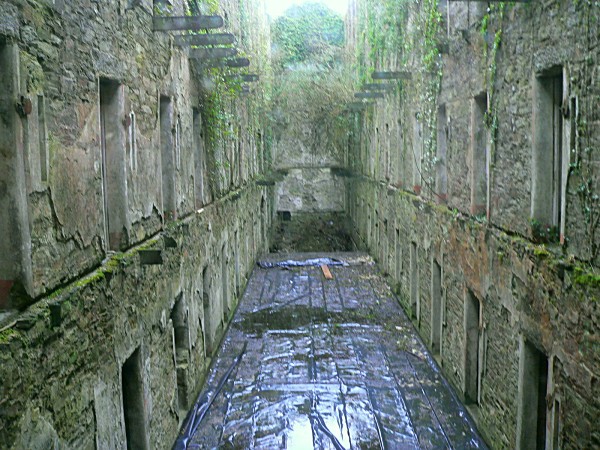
left=176, top=253, right=487, bottom=450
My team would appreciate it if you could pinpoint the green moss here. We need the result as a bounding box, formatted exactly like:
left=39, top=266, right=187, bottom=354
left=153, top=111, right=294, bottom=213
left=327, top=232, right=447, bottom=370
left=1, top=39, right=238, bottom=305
left=0, top=328, right=20, bottom=345
left=573, top=267, right=600, bottom=290
left=74, top=271, right=105, bottom=288
left=20, top=51, right=46, bottom=93
left=533, top=247, right=551, bottom=259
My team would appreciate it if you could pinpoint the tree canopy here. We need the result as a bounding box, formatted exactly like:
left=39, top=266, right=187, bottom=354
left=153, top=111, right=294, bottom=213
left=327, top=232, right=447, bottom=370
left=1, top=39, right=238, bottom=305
left=271, top=3, right=345, bottom=67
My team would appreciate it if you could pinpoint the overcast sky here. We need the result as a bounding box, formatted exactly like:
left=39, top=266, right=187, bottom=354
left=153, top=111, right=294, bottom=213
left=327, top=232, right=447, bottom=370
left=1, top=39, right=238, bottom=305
left=264, top=0, right=348, bottom=19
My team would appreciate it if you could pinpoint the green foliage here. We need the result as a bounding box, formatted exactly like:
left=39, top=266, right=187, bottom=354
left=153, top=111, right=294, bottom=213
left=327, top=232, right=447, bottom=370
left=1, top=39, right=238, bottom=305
left=355, top=0, right=408, bottom=84
left=480, top=3, right=506, bottom=168
left=271, top=3, right=344, bottom=68
left=530, top=218, right=560, bottom=244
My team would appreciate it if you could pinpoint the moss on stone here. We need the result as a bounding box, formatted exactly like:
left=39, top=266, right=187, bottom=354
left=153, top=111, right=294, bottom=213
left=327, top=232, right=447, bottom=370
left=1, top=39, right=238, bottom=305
left=0, top=328, right=20, bottom=345
left=573, top=267, right=600, bottom=290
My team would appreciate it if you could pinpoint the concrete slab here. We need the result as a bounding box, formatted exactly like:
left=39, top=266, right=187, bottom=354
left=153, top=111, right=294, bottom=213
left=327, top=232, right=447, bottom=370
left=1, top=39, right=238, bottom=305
left=179, top=252, right=487, bottom=449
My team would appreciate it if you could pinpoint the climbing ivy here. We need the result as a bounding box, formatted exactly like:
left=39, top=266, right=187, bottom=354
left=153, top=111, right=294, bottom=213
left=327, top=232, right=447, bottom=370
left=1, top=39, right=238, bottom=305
left=410, top=0, right=443, bottom=197
left=354, top=0, right=408, bottom=85
left=480, top=3, right=506, bottom=168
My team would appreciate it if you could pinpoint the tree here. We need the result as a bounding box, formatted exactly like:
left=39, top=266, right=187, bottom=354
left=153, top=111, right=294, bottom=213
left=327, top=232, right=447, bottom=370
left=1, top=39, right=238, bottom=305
left=271, top=3, right=344, bottom=68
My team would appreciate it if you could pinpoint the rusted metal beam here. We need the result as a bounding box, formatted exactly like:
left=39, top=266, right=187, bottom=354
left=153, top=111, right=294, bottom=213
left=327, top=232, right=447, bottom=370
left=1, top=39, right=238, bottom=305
left=174, top=33, right=235, bottom=46
left=153, top=16, right=224, bottom=32
left=372, top=71, right=412, bottom=80
left=189, top=47, right=238, bottom=59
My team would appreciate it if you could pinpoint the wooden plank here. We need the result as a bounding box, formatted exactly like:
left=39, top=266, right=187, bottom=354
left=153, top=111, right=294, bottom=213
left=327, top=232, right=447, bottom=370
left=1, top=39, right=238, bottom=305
left=372, top=71, right=412, bottom=80
left=174, top=33, right=235, bottom=46
left=321, top=264, right=333, bottom=280
left=153, top=16, right=224, bottom=32
left=189, top=47, right=238, bottom=59
left=355, top=92, right=385, bottom=99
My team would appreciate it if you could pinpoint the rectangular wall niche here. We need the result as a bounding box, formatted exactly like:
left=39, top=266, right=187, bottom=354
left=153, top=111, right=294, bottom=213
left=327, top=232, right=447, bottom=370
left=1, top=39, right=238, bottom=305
left=202, top=266, right=213, bottom=356
left=160, top=96, right=176, bottom=220
left=412, top=113, right=423, bottom=193
left=121, top=347, right=149, bottom=450
left=171, top=294, right=189, bottom=413
left=395, top=228, right=402, bottom=283
left=436, top=104, right=448, bottom=202
left=431, top=259, right=442, bottom=355
left=38, top=95, right=49, bottom=182
left=532, top=67, right=564, bottom=237
left=221, top=242, right=229, bottom=322
left=517, top=338, right=549, bottom=450
left=464, top=290, right=481, bottom=405
left=100, top=79, right=128, bottom=251
left=410, top=242, right=419, bottom=320
left=471, top=93, right=489, bottom=216
left=192, top=108, right=204, bottom=208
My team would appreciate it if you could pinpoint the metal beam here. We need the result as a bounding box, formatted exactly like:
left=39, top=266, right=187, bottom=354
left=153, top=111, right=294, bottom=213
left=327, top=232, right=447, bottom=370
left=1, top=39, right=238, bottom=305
left=372, top=71, right=412, bottom=80
left=153, top=16, right=224, bottom=32
left=174, top=33, right=235, bottom=46
left=355, top=92, right=385, bottom=99
left=189, top=47, right=238, bottom=59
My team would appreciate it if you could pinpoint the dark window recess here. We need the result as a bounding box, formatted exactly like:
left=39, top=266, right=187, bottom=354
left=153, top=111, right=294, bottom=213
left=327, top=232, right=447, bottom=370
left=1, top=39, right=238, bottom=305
left=121, top=347, right=149, bottom=450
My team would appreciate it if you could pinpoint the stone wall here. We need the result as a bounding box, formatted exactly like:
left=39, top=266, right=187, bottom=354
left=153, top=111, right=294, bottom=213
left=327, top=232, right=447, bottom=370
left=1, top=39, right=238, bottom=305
left=0, top=0, right=273, bottom=447
left=0, top=187, right=271, bottom=448
left=346, top=1, right=600, bottom=448
left=348, top=179, right=599, bottom=449
left=0, top=0, right=271, bottom=307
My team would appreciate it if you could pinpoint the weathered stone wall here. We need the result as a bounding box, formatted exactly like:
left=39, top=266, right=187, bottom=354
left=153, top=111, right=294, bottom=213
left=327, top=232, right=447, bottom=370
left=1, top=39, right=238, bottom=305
left=347, top=179, right=600, bottom=449
left=347, top=1, right=600, bottom=448
left=0, top=187, right=271, bottom=448
left=0, top=0, right=274, bottom=447
left=0, top=0, right=271, bottom=306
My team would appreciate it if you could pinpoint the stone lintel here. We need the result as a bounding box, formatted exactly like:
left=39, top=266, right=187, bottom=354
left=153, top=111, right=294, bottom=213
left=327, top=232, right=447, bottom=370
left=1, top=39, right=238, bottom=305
left=355, top=92, right=385, bottom=99
left=174, top=33, right=235, bottom=46
left=189, top=47, right=238, bottom=59
left=202, top=58, right=250, bottom=68
left=152, top=16, right=224, bottom=32
left=363, top=83, right=395, bottom=91
left=139, top=250, right=163, bottom=265
left=372, top=71, right=412, bottom=80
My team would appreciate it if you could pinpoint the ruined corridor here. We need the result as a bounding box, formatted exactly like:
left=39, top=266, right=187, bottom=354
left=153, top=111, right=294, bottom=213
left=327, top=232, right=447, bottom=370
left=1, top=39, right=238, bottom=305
left=0, top=0, right=599, bottom=449
left=180, top=253, right=486, bottom=449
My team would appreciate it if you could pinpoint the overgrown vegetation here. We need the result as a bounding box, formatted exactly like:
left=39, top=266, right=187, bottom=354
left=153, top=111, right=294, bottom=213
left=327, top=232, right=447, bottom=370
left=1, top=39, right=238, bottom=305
left=270, top=3, right=353, bottom=160
left=271, top=3, right=344, bottom=69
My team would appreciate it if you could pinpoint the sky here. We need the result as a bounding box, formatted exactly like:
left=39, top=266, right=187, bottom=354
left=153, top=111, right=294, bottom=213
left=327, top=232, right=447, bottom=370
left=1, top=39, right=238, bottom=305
left=264, top=0, right=348, bottom=19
